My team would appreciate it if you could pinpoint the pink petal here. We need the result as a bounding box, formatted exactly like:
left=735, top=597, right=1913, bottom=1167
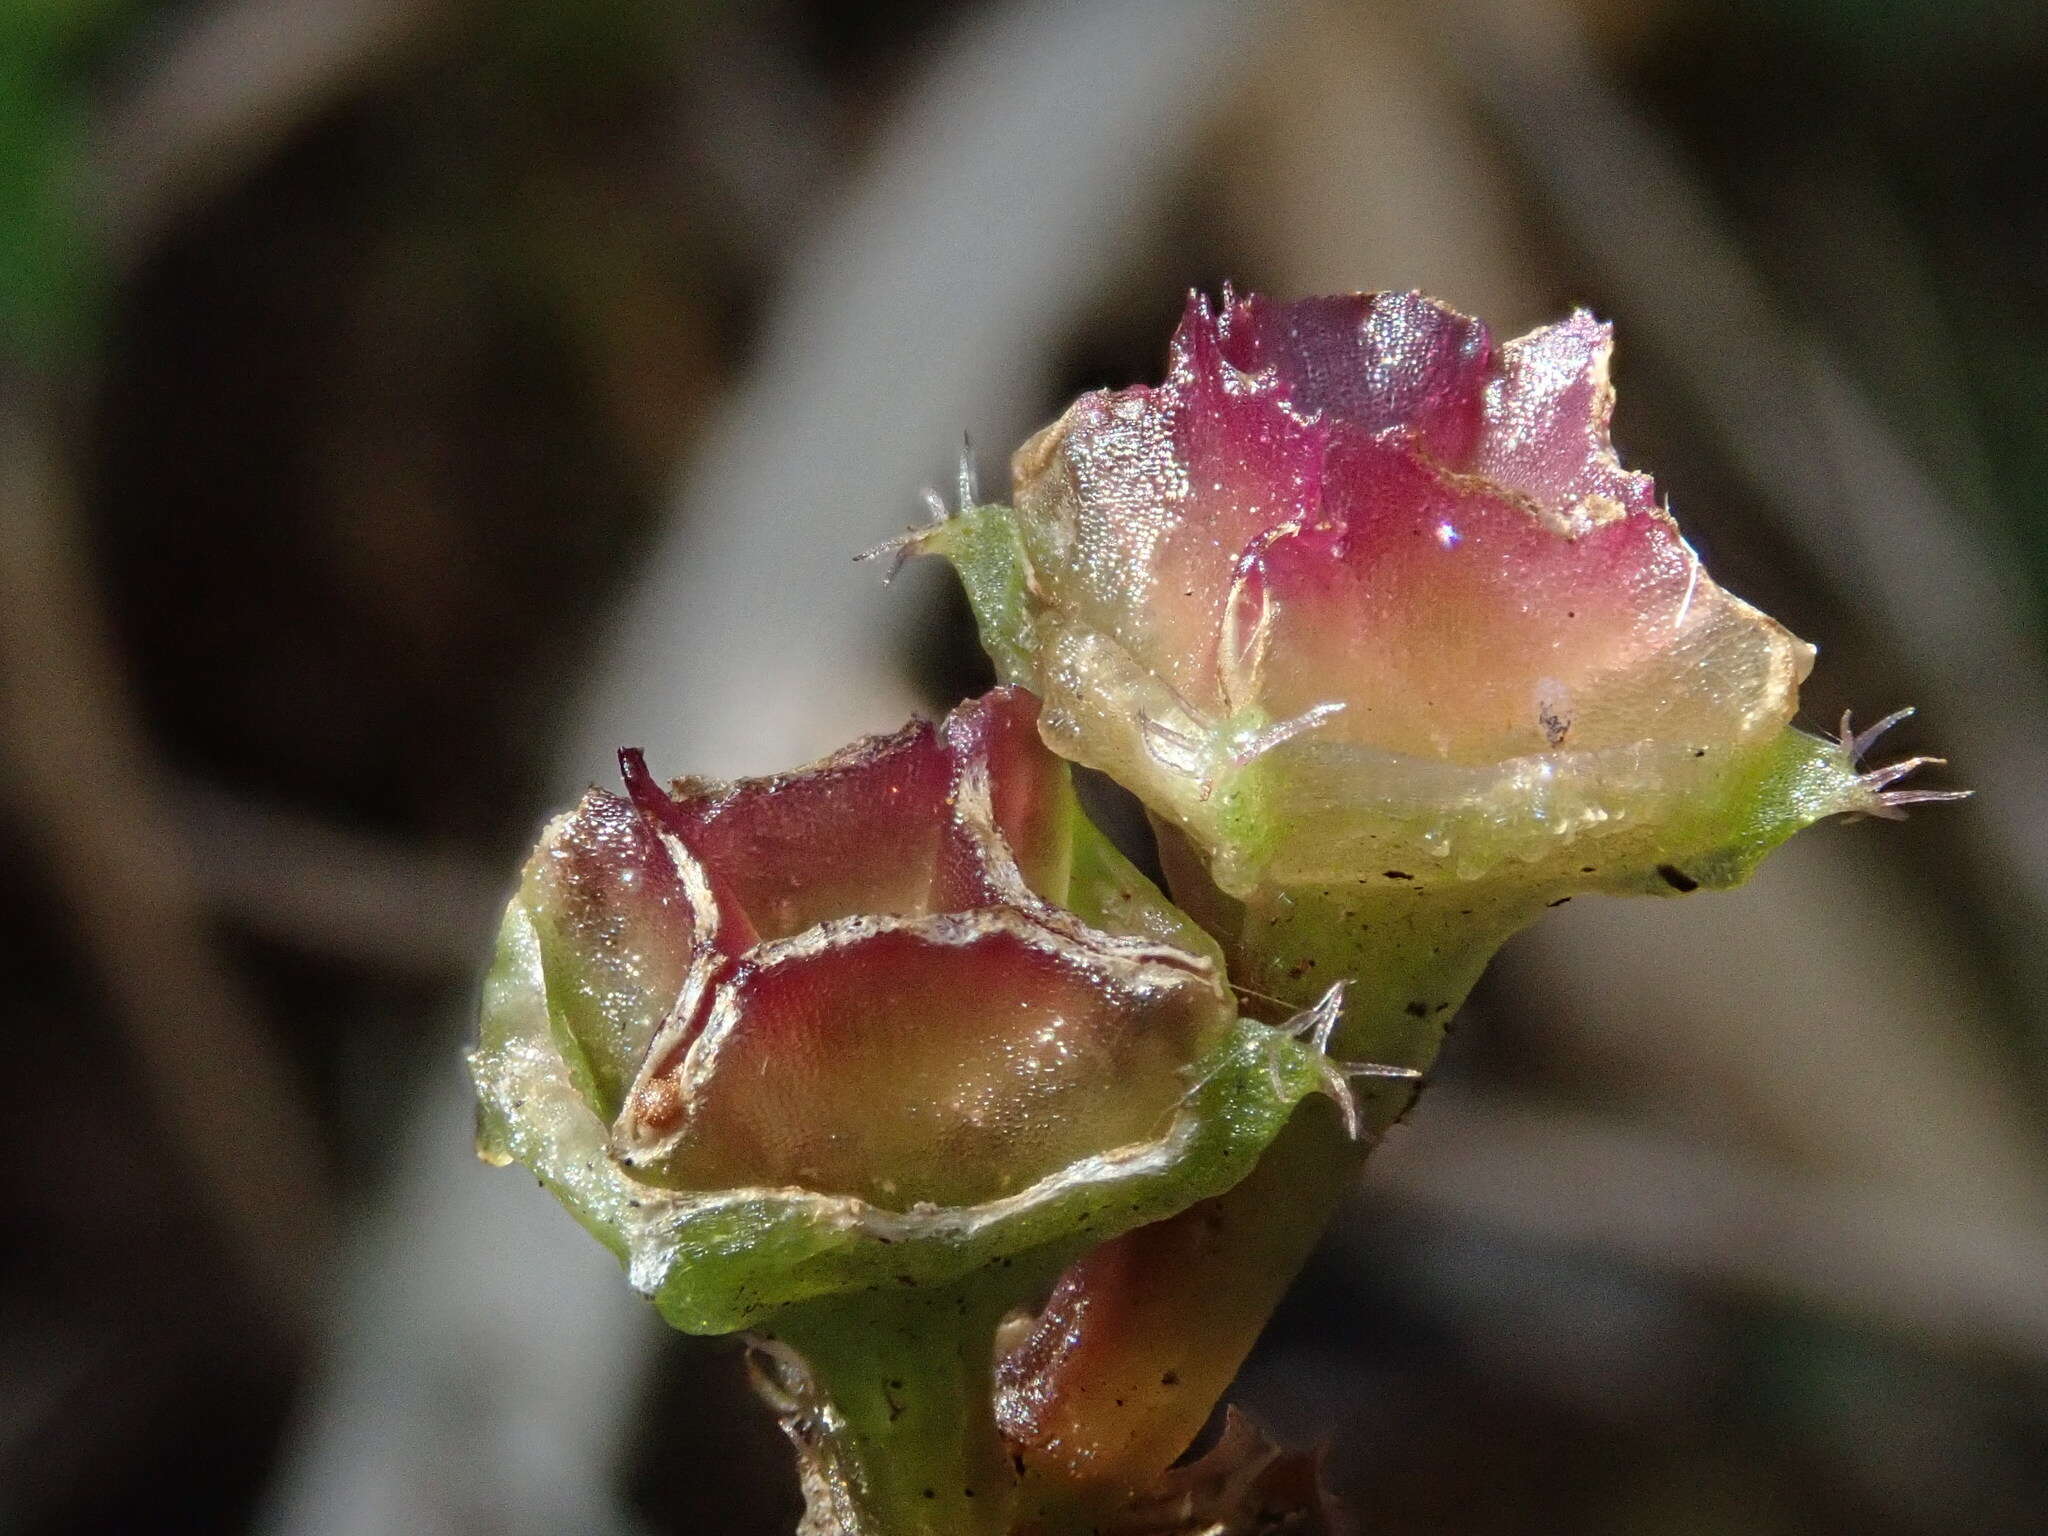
left=1218, top=289, right=1495, bottom=463
left=636, top=920, right=1221, bottom=1208
left=620, top=691, right=1068, bottom=938
left=1014, top=294, right=1327, bottom=715
left=523, top=788, right=699, bottom=1113
left=626, top=721, right=956, bottom=940
left=1231, top=434, right=1712, bottom=761
left=1473, top=310, right=1658, bottom=518
left=933, top=686, right=1071, bottom=908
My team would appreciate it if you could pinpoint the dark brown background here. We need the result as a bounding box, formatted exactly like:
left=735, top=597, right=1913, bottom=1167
left=2, top=2, right=2044, bottom=1533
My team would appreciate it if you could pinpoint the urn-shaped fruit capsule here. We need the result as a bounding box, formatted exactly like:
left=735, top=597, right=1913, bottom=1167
left=921, top=291, right=1956, bottom=906
left=469, top=688, right=1354, bottom=1335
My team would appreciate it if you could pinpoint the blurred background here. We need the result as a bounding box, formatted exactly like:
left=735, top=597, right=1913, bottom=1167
left=3, top=0, right=2045, bottom=1532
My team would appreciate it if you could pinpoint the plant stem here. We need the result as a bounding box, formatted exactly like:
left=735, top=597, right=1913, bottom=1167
left=999, top=1102, right=1357, bottom=1524
left=1001, top=842, right=1545, bottom=1505
left=767, top=1276, right=1030, bottom=1536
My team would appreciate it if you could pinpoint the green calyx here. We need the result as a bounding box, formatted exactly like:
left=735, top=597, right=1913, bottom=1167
left=760, top=1278, right=1037, bottom=1536
left=1212, top=716, right=1873, bottom=901
left=916, top=501, right=1040, bottom=688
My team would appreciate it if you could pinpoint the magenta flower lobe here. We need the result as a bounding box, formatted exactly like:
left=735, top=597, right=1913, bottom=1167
left=523, top=688, right=1232, bottom=1212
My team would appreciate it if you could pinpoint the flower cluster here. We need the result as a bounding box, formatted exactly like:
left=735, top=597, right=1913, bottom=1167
left=473, top=288, right=1961, bottom=1536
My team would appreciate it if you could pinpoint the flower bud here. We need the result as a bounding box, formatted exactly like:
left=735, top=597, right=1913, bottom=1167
left=920, top=291, right=1952, bottom=902
left=469, top=688, right=1347, bottom=1334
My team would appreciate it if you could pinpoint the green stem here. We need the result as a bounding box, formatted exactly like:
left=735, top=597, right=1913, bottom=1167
left=765, top=1276, right=1031, bottom=1536
left=1002, top=839, right=1547, bottom=1506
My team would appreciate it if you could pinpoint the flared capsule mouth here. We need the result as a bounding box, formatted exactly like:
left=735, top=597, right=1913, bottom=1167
left=470, top=893, right=1351, bottom=1335
left=514, top=689, right=1234, bottom=1211
left=1007, top=289, right=1809, bottom=767
left=906, top=288, right=1945, bottom=902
